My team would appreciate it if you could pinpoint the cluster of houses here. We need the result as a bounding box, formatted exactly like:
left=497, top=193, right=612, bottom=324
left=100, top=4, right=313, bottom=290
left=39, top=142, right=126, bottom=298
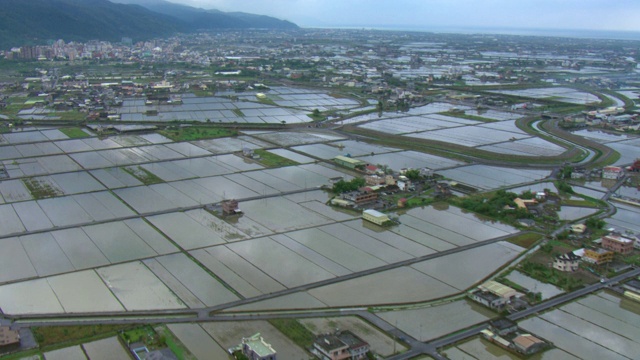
left=470, top=231, right=638, bottom=311
left=230, top=330, right=371, bottom=360
left=562, top=106, right=639, bottom=130
left=332, top=155, right=434, bottom=209
left=555, top=231, right=639, bottom=270
left=481, top=319, right=549, bottom=356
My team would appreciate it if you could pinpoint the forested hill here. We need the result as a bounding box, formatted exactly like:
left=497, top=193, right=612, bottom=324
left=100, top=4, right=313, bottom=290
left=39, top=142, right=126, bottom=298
left=112, top=0, right=299, bottom=30
left=0, top=0, right=298, bottom=49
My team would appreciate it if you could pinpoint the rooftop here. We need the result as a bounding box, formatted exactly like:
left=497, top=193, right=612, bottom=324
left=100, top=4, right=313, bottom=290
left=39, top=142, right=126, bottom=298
left=478, top=280, right=520, bottom=299
left=363, top=209, right=387, bottom=218
left=315, top=334, right=348, bottom=352
left=334, top=155, right=365, bottom=165
left=0, top=327, right=20, bottom=346
left=513, top=334, right=545, bottom=349
left=556, top=252, right=581, bottom=261
left=604, top=234, right=635, bottom=244
left=242, top=333, right=276, bottom=357
left=337, top=330, right=368, bottom=349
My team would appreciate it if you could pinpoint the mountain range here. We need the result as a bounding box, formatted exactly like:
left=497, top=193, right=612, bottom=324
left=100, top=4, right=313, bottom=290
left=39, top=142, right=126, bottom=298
left=0, top=0, right=298, bottom=50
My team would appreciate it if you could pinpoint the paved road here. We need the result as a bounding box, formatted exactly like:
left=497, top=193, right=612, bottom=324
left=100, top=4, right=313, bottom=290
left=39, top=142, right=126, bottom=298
left=385, top=267, right=640, bottom=359
left=8, top=230, right=531, bottom=323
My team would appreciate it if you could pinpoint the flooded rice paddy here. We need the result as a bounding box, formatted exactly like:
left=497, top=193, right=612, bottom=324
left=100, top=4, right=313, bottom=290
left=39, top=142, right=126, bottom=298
left=446, top=291, right=640, bottom=359
left=378, top=299, right=496, bottom=341
left=505, top=271, right=564, bottom=300
left=438, top=165, right=551, bottom=190
left=519, top=292, right=640, bottom=360
left=0, top=124, right=533, bottom=315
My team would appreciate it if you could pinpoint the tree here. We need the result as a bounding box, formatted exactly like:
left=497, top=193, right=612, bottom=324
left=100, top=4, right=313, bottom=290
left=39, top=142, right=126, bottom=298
left=404, top=169, right=421, bottom=181
left=332, top=178, right=366, bottom=193
left=557, top=181, right=574, bottom=194
left=586, top=217, right=605, bottom=230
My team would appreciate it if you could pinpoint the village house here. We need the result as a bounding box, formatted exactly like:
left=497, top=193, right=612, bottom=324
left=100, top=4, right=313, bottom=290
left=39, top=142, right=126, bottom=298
left=469, top=280, right=523, bottom=309
left=553, top=252, right=581, bottom=272
left=312, top=331, right=370, bottom=360
left=582, top=247, right=614, bottom=265
left=229, top=333, right=276, bottom=360
left=602, top=166, right=624, bottom=180
left=601, top=233, right=636, bottom=254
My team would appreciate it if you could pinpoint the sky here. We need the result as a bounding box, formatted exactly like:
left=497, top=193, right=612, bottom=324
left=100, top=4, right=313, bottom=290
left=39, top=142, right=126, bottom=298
left=166, top=0, right=640, bottom=34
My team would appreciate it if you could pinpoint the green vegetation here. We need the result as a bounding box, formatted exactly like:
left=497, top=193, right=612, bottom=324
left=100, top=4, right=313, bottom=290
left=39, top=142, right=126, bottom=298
left=624, top=254, right=640, bottom=267
left=192, top=89, right=214, bottom=97
left=256, top=96, right=277, bottom=106
left=452, top=189, right=532, bottom=223
left=33, top=324, right=137, bottom=348
left=120, top=326, right=156, bottom=344
left=332, top=177, right=366, bottom=193
left=343, top=125, right=586, bottom=166
left=22, top=178, right=61, bottom=199
left=308, top=108, right=324, bottom=121
left=59, top=127, right=90, bottom=138
left=123, top=166, right=164, bottom=185
left=53, top=111, right=87, bottom=121
left=233, top=351, right=250, bottom=360
left=586, top=217, right=606, bottom=230
left=507, top=232, right=543, bottom=248
left=519, top=261, right=584, bottom=291
left=0, top=126, right=12, bottom=134
left=439, top=111, right=495, bottom=122
left=158, top=126, right=236, bottom=141
left=556, top=181, right=574, bottom=195
left=268, top=319, right=315, bottom=349
left=404, top=196, right=433, bottom=207
left=561, top=198, right=597, bottom=207
left=404, top=169, right=421, bottom=181
left=232, top=108, right=245, bottom=117
left=253, top=149, right=299, bottom=168
left=156, top=326, right=191, bottom=360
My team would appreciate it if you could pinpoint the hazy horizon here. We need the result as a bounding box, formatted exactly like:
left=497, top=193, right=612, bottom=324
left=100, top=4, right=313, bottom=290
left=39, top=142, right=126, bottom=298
left=160, top=0, right=640, bottom=36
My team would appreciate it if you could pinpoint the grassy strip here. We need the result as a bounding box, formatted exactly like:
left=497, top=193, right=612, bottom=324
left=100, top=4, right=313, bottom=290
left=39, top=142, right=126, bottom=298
left=59, top=127, right=90, bottom=138
left=54, top=111, right=87, bottom=121
left=33, top=324, right=137, bottom=348
left=123, top=166, right=164, bottom=185
left=546, top=239, right=578, bottom=250
left=257, top=97, right=277, bottom=106
left=232, top=108, right=245, bottom=117
left=439, top=111, right=496, bottom=123
left=22, top=178, right=61, bottom=199
left=539, top=119, right=620, bottom=168
left=307, top=112, right=325, bottom=121
left=342, top=125, right=584, bottom=166
left=519, top=261, right=585, bottom=291
left=0, top=103, right=26, bottom=115
left=268, top=319, right=315, bottom=349
left=158, top=126, right=236, bottom=141
left=506, top=232, right=543, bottom=249
left=191, top=89, right=214, bottom=97
left=253, top=149, right=299, bottom=168
left=561, top=199, right=598, bottom=207
left=157, top=326, right=191, bottom=360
